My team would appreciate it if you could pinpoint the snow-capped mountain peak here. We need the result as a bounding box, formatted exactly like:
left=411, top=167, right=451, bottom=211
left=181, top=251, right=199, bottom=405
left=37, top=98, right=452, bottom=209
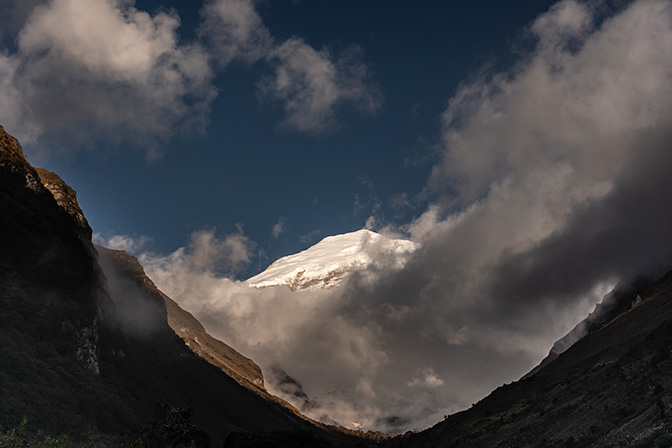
left=246, top=229, right=419, bottom=291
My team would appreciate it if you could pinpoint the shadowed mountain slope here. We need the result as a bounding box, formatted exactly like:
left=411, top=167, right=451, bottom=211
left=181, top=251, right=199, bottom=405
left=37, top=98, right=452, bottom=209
left=95, top=247, right=266, bottom=392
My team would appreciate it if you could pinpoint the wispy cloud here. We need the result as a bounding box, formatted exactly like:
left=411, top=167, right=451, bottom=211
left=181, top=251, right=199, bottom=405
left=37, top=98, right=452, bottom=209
left=93, top=233, right=153, bottom=254
left=259, top=39, right=383, bottom=133
left=299, top=229, right=321, bottom=244
left=198, top=0, right=272, bottom=68
left=271, top=216, right=288, bottom=238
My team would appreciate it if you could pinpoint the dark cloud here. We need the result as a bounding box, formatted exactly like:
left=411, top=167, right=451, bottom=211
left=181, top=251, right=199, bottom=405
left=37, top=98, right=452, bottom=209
left=490, top=127, right=672, bottom=315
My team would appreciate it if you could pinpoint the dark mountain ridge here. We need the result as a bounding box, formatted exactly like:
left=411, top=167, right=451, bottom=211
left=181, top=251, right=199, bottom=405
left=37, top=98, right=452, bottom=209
left=523, top=276, right=655, bottom=380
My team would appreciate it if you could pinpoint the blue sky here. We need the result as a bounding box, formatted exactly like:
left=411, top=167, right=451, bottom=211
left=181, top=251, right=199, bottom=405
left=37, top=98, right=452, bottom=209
left=3, top=0, right=558, bottom=277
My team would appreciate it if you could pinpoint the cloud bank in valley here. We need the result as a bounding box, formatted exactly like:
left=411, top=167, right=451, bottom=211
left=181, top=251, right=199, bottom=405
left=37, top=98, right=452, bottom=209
left=136, top=0, right=672, bottom=433
left=0, top=0, right=381, bottom=156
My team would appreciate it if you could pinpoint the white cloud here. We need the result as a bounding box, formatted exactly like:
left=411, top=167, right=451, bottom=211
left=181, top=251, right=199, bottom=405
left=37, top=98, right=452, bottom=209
left=0, top=0, right=216, bottom=157
left=411, top=0, right=672, bottom=316
left=404, top=204, right=442, bottom=243
left=416, top=0, right=672, bottom=283
left=162, top=229, right=255, bottom=277
left=21, top=0, right=172, bottom=82
left=259, top=38, right=383, bottom=133
left=386, top=0, right=672, bottom=346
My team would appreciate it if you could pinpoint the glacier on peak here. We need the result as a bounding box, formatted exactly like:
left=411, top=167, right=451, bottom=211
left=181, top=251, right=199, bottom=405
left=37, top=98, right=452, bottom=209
left=246, top=229, right=419, bottom=291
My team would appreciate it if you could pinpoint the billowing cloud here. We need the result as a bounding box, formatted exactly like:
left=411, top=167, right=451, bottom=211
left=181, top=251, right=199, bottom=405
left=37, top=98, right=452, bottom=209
left=137, top=0, right=672, bottom=434
left=433, top=0, right=672, bottom=204
left=200, top=0, right=383, bottom=131
left=259, top=39, right=383, bottom=133
left=362, top=0, right=672, bottom=358
left=417, top=0, right=672, bottom=312
left=0, top=0, right=215, bottom=157
left=363, top=0, right=672, bottom=414
left=141, top=225, right=604, bottom=432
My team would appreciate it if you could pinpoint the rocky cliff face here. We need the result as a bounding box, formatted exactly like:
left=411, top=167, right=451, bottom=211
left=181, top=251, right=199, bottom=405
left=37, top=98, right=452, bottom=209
left=0, top=125, right=99, bottom=292
left=35, top=167, right=90, bottom=234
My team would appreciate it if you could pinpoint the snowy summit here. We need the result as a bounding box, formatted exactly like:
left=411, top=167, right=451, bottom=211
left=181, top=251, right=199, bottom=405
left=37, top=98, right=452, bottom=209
left=246, top=229, right=419, bottom=291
